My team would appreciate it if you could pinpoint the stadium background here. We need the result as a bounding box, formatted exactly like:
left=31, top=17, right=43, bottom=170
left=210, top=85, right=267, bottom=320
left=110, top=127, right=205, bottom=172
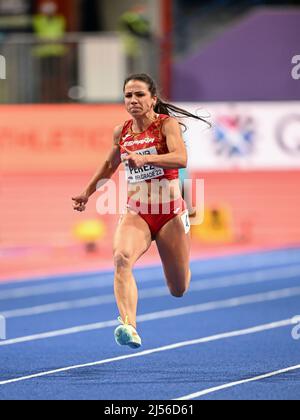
left=0, top=0, right=300, bottom=281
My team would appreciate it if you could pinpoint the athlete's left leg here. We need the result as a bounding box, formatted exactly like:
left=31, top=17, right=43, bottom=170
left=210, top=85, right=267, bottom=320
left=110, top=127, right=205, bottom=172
left=155, top=212, right=191, bottom=297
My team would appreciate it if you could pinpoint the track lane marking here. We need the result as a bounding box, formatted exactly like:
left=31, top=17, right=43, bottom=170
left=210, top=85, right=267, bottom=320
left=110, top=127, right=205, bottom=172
left=1, top=286, right=300, bottom=347
left=1, top=249, right=300, bottom=297
left=175, top=364, right=300, bottom=400
left=0, top=318, right=294, bottom=386
left=2, top=265, right=300, bottom=318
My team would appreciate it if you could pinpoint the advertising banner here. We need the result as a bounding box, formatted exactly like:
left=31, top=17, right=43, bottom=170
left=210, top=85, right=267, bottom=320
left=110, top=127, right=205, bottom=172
left=1, top=102, right=300, bottom=174
left=181, top=102, right=300, bottom=170
left=0, top=104, right=128, bottom=173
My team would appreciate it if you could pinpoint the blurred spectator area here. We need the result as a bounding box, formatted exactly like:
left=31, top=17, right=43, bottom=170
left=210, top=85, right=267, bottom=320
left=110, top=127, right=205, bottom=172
left=1, top=0, right=299, bottom=103
left=172, top=4, right=300, bottom=101
left=0, top=0, right=160, bottom=103
left=173, top=0, right=300, bottom=56
left=0, top=33, right=127, bottom=103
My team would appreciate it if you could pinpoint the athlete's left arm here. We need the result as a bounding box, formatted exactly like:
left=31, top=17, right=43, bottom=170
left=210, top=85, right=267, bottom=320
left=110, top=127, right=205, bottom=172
left=144, top=118, right=187, bottom=169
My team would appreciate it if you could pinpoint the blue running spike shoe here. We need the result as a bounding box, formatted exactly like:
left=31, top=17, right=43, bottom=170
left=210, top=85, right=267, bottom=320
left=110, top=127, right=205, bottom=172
left=114, top=316, right=142, bottom=349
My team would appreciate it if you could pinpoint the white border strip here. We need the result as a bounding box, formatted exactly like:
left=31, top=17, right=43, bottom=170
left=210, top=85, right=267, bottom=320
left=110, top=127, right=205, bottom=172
left=0, top=318, right=294, bottom=386
left=175, top=364, right=300, bottom=400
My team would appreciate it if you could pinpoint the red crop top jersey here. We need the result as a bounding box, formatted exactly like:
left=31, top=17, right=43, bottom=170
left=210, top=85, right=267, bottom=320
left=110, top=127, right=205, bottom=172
left=118, top=114, right=189, bottom=240
left=119, top=114, right=179, bottom=184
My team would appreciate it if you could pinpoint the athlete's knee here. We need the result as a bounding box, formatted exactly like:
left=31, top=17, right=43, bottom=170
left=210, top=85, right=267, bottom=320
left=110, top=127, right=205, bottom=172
left=169, top=283, right=188, bottom=298
left=113, top=250, right=132, bottom=270
left=169, top=271, right=191, bottom=298
left=170, top=289, right=186, bottom=298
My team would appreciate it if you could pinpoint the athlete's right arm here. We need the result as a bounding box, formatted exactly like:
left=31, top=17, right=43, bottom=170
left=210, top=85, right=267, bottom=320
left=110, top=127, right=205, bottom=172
left=72, top=125, right=123, bottom=212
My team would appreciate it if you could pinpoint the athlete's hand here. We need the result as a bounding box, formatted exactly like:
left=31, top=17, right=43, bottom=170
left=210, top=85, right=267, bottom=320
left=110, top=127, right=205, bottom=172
left=72, top=194, right=89, bottom=212
left=121, top=146, right=147, bottom=169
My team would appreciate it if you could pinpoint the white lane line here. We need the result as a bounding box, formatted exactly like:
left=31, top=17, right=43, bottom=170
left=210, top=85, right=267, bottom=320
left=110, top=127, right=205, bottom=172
left=0, top=250, right=300, bottom=294
left=1, top=286, right=300, bottom=347
left=0, top=318, right=294, bottom=386
left=0, top=269, right=162, bottom=300
left=0, top=277, right=113, bottom=301
left=3, top=265, right=300, bottom=319
left=175, top=364, right=300, bottom=400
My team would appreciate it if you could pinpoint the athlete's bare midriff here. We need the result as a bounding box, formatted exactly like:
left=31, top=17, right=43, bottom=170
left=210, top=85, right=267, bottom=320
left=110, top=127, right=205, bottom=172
left=127, top=178, right=182, bottom=205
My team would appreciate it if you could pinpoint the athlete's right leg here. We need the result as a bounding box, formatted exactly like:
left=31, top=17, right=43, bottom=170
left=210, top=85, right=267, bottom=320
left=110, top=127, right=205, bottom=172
left=113, top=210, right=152, bottom=329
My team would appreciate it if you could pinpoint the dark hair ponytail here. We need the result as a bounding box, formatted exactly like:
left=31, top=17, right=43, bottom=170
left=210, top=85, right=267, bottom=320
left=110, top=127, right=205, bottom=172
left=123, top=73, right=211, bottom=131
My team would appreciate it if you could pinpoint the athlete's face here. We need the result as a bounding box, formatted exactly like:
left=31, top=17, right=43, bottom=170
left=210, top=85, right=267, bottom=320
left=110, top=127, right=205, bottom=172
left=124, top=80, right=157, bottom=117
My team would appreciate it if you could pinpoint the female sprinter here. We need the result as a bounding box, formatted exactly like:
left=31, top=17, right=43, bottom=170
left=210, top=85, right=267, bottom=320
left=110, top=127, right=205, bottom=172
left=72, top=74, right=209, bottom=349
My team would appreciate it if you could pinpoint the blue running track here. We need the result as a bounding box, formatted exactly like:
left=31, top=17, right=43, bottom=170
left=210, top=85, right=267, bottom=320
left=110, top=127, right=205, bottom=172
left=0, top=247, right=300, bottom=400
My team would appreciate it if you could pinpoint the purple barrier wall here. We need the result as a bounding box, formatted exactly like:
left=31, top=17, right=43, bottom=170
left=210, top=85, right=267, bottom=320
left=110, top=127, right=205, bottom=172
left=172, top=8, right=300, bottom=101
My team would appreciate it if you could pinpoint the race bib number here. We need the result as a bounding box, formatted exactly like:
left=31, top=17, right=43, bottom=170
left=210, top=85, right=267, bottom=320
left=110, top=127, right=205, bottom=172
left=181, top=210, right=191, bottom=234
left=122, top=146, right=165, bottom=184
